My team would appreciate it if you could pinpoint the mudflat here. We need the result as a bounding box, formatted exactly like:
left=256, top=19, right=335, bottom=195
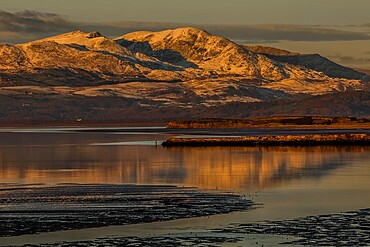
left=0, top=184, right=252, bottom=237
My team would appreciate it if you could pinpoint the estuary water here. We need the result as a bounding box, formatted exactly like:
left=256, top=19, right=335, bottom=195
left=0, top=127, right=369, bottom=242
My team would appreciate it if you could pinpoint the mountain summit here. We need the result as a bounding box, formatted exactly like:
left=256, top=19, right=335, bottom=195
left=1, top=27, right=368, bottom=86
left=0, top=27, right=369, bottom=123
left=117, top=27, right=288, bottom=80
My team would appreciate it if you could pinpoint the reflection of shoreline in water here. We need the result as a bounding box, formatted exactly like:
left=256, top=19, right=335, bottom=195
left=0, top=143, right=368, bottom=190
left=164, top=146, right=369, bottom=189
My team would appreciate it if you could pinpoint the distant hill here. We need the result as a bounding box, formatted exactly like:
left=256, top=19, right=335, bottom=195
left=245, top=45, right=368, bottom=80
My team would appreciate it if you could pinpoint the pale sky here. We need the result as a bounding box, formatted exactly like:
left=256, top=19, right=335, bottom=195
left=1, top=0, right=370, bottom=25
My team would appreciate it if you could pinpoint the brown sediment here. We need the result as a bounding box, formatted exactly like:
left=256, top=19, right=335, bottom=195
left=162, top=134, right=370, bottom=147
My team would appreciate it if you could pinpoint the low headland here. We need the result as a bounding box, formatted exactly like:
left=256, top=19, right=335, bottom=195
left=162, top=134, right=370, bottom=147
left=164, top=116, right=370, bottom=146
left=167, top=116, right=370, bottom=129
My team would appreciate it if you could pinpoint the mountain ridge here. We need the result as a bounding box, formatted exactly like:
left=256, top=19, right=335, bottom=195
left=0, top=27, right=369, bottom=123
left=246, top=45, right=367, bottom=80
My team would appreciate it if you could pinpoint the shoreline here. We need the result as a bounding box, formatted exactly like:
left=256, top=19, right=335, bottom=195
left=162, top=133, right=370, bottom=147
left=1, top=116, right=370, bottom=129
left=1, top=123, right=370, bottom=129
left=167, top=116, right=370, bottom=129
left=0, top=121, right=167, bottom=128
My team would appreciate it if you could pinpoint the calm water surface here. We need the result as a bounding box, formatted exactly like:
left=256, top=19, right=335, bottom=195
left=0, top=127, right=369, bottom=222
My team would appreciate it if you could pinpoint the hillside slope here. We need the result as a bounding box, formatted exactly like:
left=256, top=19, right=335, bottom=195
left=0, top=27, right=369, bottom=124
left=246, top=45, right=367, bottom=80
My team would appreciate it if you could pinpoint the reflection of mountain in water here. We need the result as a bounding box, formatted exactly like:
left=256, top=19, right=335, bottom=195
left=0, top=142, right=369, bottom=190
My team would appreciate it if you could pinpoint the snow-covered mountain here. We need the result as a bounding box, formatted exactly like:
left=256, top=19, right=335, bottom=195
left=246, top=45, right=367, bottom=80
left=0, top=27, right=369, bottom=123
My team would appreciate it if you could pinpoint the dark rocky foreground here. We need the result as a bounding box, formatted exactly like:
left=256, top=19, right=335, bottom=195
left=162, top=134, right=370, bottom=147
left=18, top=234, right=244, bottom=247
left=222, top=208, right=370, bottom=246
left=13, top=208, right=370, bottom=247
left=0, top=184, right=252, bottom=237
